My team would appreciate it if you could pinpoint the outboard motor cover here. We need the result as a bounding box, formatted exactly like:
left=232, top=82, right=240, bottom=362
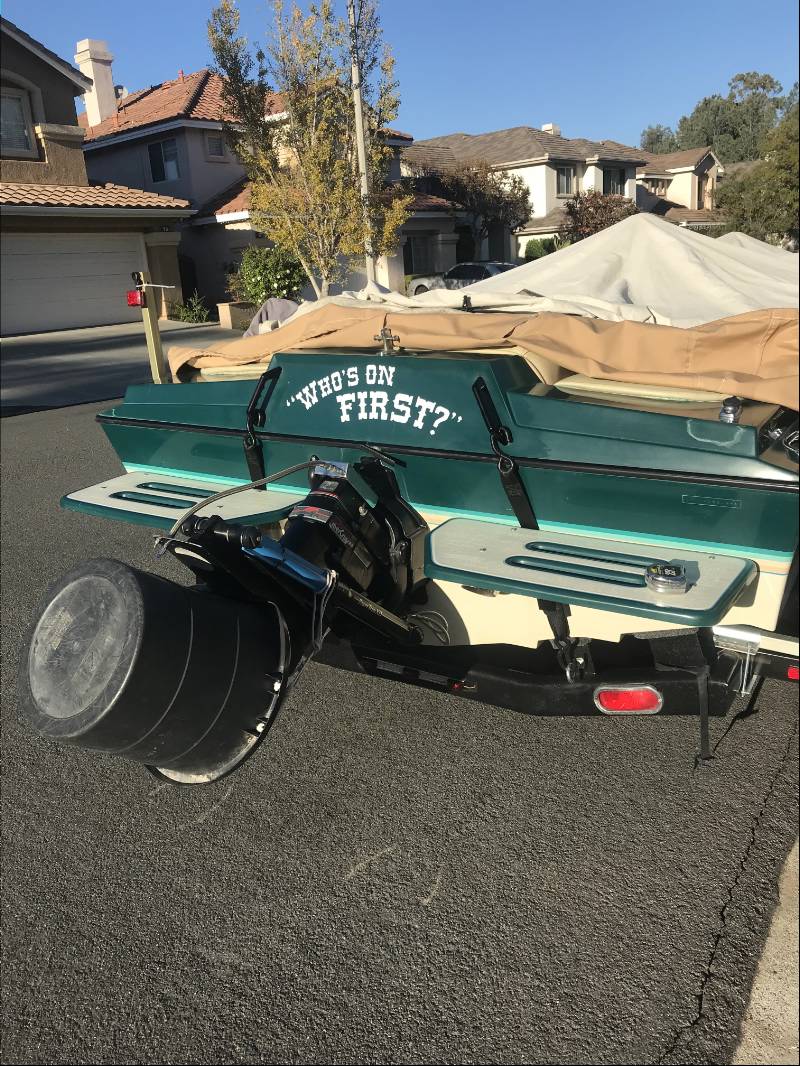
left=18, top=558, right=288, bottom=784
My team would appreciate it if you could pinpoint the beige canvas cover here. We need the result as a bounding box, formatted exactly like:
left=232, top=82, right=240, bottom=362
left=169, top=305, right=799, bottom=410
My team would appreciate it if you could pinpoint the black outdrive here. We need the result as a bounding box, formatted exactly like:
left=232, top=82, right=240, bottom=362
left=19, top=459, right=430, bottom=784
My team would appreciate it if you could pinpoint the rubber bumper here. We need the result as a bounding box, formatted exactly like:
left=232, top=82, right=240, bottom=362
left=18, top=558, right=288, bottom=784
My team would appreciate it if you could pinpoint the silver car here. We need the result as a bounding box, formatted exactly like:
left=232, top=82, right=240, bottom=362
left=408, top=261, right=516, bottom=297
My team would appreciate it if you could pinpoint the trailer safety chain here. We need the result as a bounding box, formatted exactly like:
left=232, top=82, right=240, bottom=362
left=538, top=599, right=584, bottom=683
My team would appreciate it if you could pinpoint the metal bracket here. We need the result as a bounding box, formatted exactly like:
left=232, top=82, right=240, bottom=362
left=374, top=327, right=400, bottom=354
left=713, top=625, right=762, bottom=696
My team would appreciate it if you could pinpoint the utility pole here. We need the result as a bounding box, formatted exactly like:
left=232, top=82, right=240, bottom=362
left=347, top=0, right=376, bottom=285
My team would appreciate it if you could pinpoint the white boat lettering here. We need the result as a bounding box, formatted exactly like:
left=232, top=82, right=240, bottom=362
left=287, top=364, right=462, bottom=435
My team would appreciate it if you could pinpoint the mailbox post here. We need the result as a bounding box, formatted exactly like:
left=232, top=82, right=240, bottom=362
left=127, top=270, right=172, bottom=385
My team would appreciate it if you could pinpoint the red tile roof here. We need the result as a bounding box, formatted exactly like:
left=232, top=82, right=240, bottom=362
left=197, top=176, right=252, bottom=217
left=197, top=179, right=452, bottom=220
left=408, top=192, right=453, bottom=211
left=0, top=181, right=191, bottom=210
left=381, top=128, right=413, bottom=142
left=81, top=70, right=285, bottom=143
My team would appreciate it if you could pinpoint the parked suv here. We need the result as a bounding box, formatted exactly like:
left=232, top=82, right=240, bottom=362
left=407, top=261, right=516, bottom=296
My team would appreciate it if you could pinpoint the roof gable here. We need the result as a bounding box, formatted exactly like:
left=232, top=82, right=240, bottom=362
left=639, top=146, right=718, bottom=175
left=1, top=17, right=92, bottom=93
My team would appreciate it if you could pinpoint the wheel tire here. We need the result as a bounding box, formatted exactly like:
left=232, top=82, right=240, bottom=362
left=414, top=285, right=429, bottom=295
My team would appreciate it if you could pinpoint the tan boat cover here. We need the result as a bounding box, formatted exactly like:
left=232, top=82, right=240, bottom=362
left=168, top=304, right=799, bottom=410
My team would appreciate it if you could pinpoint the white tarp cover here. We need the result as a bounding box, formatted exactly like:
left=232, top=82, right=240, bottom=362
left=275, top=215, right=798, bottom=329
left=458, top=214, right=799, bottom=326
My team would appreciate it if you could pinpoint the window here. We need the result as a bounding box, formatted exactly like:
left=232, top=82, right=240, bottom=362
left=603, top=168, right=626, bottom=195
left=645, top=178, right=669, bottom=197
left=1, top=88, right=36, bottom=159
left=447, top=264, right=485, bottom=281
left=205, top=132, right=226, bottom=159
left=148, top=138, right=180, bottom=182
left=556, top=166, right=575, bottom=196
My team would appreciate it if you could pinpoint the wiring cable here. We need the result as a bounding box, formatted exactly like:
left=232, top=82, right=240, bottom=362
left=167, top=460, right=316, bottom=537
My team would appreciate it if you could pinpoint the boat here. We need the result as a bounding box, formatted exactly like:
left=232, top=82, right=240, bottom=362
left=18, top=221, right=800, bottom=785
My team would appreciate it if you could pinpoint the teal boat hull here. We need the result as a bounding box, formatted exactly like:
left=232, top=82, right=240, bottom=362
left=93, top=351, right=798, bottom=565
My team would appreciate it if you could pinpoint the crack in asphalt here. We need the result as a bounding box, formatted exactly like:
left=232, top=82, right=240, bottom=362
left=657, top=715, right=799, bottom=1065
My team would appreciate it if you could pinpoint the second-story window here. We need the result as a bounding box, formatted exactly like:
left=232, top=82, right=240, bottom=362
left=148, top=138, right=180, bottom=182
left=1, top=88, right=37, bottom=159
left=556, top=166, right=575, bottom=196
left=206, top=132, right=226, bottom=159
left=603, top=168, right=626, bottom=195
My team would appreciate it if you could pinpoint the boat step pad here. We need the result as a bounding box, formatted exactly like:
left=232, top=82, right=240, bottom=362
left=426, top=518, right=757, bottom=627
left=62, top=472, right=306, bottom=531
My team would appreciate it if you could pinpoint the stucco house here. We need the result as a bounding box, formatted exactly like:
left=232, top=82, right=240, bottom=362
left=75, top=45, right=461, bottom=301
left=403, top=124, right=646, bottom=259
left=76, top=49, right=270, bottom=301
left=636, top=146, right=725, bottom=228
left=0, top=20, right=191, bottom=335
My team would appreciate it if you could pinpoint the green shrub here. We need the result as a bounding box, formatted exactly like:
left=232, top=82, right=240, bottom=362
left=168, top=290, right=210, bottom=323
left=524, top=237, right=557, bottom=260
left=227, top=245, right=307, bottom=305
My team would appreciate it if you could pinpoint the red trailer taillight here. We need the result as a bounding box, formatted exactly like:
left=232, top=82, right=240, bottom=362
left=594, top=685, right=663, bottom=714
left=126, top=290, right=145, bottom=307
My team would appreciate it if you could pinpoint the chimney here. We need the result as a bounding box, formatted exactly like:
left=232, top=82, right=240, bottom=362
left=541, top=122, right=561, bottom=137
left=74, top=39, right=117, bottom=125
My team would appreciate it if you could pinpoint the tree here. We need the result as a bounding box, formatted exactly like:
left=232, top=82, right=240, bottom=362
left=716, top=105, right=799, bottom=243
left=640, top=124, right=678, bottom=155
left=676, top=93, right=737, bottom=158
left=561, top=190, right=638, bottom=242
left=435, top=160, right=530, bottom=259
left=675, top=72, right=786, bottom=162
left=208, top=0, right=411, bottom=297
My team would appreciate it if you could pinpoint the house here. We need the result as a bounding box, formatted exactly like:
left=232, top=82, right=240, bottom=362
left=403, top=123, right=646, bottom=259
left=185, top=132, right=449, bottom=302
left=0, top=20, right=191, bottom=335
left=75, top=44, right=467, bottom=300
left=76, top=48, right=273, bottom=301
left=636, top=146, right=725, bottom=228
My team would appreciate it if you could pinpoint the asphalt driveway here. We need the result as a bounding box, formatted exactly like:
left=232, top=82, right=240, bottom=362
left=0, top=320, right=240, bottom=414
left=1, top=401, right=798, bottom=1065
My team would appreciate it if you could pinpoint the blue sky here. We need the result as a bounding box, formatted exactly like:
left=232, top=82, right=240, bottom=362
left=7, top=0, right=799, bottom=145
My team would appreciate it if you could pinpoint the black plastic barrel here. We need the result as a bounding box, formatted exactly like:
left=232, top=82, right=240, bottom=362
left=18, top=559, right=288, bottom=784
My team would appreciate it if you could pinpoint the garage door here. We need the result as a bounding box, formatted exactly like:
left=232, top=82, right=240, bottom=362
left=1, top=233, right=145, bottom=334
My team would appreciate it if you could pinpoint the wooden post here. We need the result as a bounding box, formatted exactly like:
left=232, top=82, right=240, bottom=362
left=138, top=270, right=169, bottom=384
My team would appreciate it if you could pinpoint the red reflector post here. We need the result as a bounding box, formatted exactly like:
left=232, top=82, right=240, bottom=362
left=126, top=289, right=145, bottom=307
left=594, top=685, right=663, bottom=714
left=788, top=665, right=799, bottom=681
